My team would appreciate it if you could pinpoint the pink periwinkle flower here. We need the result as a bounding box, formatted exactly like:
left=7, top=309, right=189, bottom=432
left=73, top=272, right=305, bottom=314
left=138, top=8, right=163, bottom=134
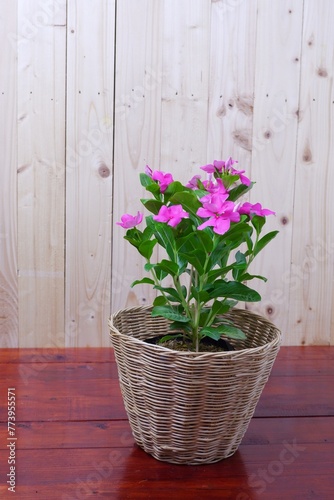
left=116, top=211, right=143, bottom=229
left=153, top=204, right=189, bottom=227
left=186, top=175, right=201, bottom=189
left=152, top=170, right=174, bottom=193
left=200, top=159, right=230, bottom=174
left=145, top=165, right=153, bottom=176
left=203, top=178, right=228, bottom=196
left=201, top=158, right=251, bottom=186
left=197, top=194, right=240, bottom=235
left=200, top=163, right=216, bottom=174
left=224, top=157, right=251, bottom=186
left=239, top=202, right=275, bottom=217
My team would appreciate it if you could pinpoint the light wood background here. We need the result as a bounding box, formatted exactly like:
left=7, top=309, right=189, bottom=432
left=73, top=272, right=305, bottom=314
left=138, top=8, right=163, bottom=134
left=0, top=0, right=333, bottom=347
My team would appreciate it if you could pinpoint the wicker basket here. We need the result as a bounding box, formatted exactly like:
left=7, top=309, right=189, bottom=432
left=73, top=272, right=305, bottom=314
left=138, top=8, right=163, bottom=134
left=109, top=306, right=281, bottom=465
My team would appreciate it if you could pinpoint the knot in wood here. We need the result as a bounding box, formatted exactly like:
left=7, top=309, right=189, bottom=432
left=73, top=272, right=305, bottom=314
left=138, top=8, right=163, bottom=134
left=98, top=164, right=110, bottom=178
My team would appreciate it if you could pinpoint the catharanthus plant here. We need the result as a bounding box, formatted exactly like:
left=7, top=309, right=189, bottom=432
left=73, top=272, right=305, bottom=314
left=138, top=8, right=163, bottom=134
left=117, top=158, right=278, bottom=351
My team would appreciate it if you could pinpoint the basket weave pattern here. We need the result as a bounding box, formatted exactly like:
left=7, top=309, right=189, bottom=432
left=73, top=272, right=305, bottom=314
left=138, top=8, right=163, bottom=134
left=109, top=306, right=281, bottom=465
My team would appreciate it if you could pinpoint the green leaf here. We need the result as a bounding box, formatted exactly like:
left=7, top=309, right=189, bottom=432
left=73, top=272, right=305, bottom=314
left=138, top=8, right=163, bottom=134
left=207, top=267, right=236, bottom=282
left=143, top=225, right=155, bottom=240
left=163, top=181, right=185, bottom=200
left=154, top=286, right=183, bottom=302
left=176, top=230, right=213, bottom=254
left=245, top=232, right=254, bottom=253
left=200, top=324, right=246, bottom=341
left=220, top=173, right=239, bottom=188
left=158, top=259, right=180, bottom=276
left=200, top=327, right=222, bottom=341
left=239, top=272, right=268, bottom=282
left=222, top=222, right=253, bottom=243
left=140, top=172, right=154, bottom=188
left=211, top=300, right=231, bottom=316
left=138, top=239, right=157, bottom=259
left=207, top=241, right=228, bottom=269
left=208, top=280, right=261, bottom=302
left=146, top=183, right=161, bottom=196
left=227, top=182, right=253, bottom=202
left=154, top=267, right=168, bottom=281
left=158, top=333, right=184, bottom=344
left=232, top=251, right=247, bottom=280
left=190, top=286, right=210, bottom=303
left=153, top=296, right=167, bottom=306
left=151, top=306, right=190, bottom=323
left=176, top=231, right=212, bottom=273
left=123, top=227, right=143, bottom=248
left=251, top=215, right=266, bottom=234
left=144, top=262, right=155, bottom=272
left=169, top=191, right=201, bottom=217
left=141, top=199, right=163, bottom=215
left=216, top=324, right=246, bottom=340
left=148, top=220, right=176, bottom=261
left=196, top=230, right=214, bottom=253
left=253, top=230, right=279, bottom=257
left=235, top=250, right=246, bottom=264
left=169, top=321, right=192, bottom=332
left=179, top=250, right=205, bottom=274
left=131, top=277, right=155, bottom=287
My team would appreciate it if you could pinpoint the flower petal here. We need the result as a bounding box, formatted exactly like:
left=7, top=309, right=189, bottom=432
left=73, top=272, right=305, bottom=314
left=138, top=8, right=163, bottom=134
left=213, top=217, right=231, bottom=235
left=116, top=211, right=143, bottom=228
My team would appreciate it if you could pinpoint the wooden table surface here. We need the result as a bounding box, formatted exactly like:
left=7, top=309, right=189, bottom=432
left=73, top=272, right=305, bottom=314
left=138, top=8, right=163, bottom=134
left=0, top=347, right=333, bottom=499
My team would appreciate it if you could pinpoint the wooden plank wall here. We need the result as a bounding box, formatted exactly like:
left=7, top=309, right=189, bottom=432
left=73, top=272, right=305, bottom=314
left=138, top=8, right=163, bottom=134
left=0, top=0, right=333, bottom=347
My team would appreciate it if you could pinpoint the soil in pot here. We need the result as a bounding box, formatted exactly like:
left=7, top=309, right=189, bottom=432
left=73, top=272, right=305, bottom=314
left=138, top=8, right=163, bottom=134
left=145, top=335, right=235, bottom=352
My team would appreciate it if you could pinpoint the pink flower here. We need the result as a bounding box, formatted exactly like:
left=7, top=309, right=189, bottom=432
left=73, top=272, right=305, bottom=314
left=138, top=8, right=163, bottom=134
left=116, top=211, right=143, bottom=228
left=200, top=160, right=229, bottom=174
left=200, top=163, right=216, bottom=174
left=224, top=157, right=238, bottom=170
left=186, top=175, right=201, bottom=189
left=223, top=157, right=250, bottom=186
left=231, top=168, right=250, bottom=186
left=197, top=194, right=240, bottom=235
left=153, top=205, right=189, bottom=227
left=239, top=202, right=275, bottom=217
left=203, top=178, right=228, bottom=196
left=201, top=158, right=251, bottom=186
left=145, top=165, right=153, bottom=176
left=152, top=170, right=173, bottom=193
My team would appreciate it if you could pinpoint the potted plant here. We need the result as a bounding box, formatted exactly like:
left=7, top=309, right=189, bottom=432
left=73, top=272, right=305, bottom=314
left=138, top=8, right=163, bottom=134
left=109, top=158, right=281, bottom=464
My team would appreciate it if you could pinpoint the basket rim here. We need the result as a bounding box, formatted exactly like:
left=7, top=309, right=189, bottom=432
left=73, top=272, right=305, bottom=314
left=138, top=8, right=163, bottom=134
left=109, top=305, right=281, bottom=359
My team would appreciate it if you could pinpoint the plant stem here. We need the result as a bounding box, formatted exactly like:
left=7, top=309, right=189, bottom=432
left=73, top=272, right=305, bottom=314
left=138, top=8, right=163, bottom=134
left=148, top=263, right=172, bottom=307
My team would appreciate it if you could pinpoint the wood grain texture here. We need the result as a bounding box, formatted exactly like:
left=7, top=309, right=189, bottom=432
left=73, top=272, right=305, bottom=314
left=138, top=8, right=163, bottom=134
left=160, top=0, right=210, bottom=173
left=0, top=1, right=18, bottom=347
left=247, top=0, right=304, bottom=339
left=207, top=0, right=258, bottom=166
left=17, top=0, right=66, bottom=347
left=288, top=0, right=334, bottom=346
left=0, top=347, right=333, bottom=499
left=65, top=0, right=115, bottom=346
left=112, top=0, right=164, bottom=311
left=1, top=1, right=334, bottom=347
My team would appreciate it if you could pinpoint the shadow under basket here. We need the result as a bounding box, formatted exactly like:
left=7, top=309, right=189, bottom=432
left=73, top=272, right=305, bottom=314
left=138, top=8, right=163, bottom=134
left=109, top=306, right=281, bottom=465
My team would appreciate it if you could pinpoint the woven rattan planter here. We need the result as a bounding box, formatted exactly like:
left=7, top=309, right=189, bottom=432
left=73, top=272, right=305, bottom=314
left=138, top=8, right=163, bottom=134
left=109, top=306, right=281, bottom=465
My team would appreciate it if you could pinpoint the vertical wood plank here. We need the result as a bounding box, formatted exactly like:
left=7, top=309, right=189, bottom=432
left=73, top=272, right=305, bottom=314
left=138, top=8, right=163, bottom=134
left=160, top=0, right=211, bottom=175
left=247, top=0, right=303, bottom=342
left=66, top=0, right=115, bottom=346
left=207, top=0, right=258, bottom=167
left=112, top=0, right=163, bottom=311
left=157, top=0, right=211, bottom=281
left=17, top=0, right=66, bottom=347
left=0, top=1, right=18, bottom=347
left=288, top=0, right=334, bottom=345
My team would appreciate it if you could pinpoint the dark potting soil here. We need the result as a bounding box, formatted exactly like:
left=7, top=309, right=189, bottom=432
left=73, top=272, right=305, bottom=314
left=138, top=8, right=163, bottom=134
left=145, top=335, right=235, bottom=353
